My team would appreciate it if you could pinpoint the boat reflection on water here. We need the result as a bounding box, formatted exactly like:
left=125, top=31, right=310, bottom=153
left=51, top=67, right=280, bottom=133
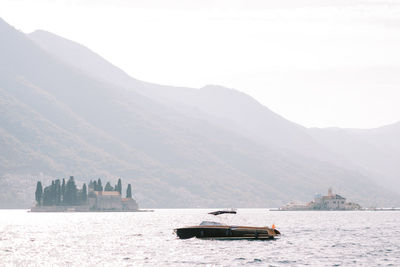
left=174, top=210, right=280, bottom=240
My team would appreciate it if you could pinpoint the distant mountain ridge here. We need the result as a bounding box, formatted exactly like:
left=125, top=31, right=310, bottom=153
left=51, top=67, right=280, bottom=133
left=30, top=27, right=400, bottom=179
left=0, top=17, right=398, bottom=208
left=28, top=30, right=336, bottom=159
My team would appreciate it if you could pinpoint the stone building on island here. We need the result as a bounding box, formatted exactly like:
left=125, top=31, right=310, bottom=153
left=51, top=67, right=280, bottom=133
left=89, top=190, right=138, bottom=211
left=312, top=187, right=346, bottom=210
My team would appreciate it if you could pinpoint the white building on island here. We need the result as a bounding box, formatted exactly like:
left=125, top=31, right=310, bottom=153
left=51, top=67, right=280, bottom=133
left=312, top=188, right=346, bottom=210
left=280, top=188, right=361, bottom=211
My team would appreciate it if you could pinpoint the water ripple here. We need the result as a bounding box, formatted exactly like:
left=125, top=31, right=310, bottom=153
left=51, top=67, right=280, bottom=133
left=1, top=209, right=400, bottom=266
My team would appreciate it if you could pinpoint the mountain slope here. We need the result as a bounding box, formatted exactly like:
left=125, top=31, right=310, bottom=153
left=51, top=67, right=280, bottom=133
left=30, top=30, right=400, bottom=198
left=28, top=30, right=356, bottom=165
left=29, top=30, right=321, bottom=156
left=0, top=18, right=397, bottom=208
left=2, top=18, right=290, bottom=207
left=27, top=24, right=400, bottom=205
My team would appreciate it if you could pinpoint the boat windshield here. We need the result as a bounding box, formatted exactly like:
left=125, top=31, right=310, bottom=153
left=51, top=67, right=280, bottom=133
left=199, top=221, right=225, bottom=226
left=208, top=210, right=237, bottom=216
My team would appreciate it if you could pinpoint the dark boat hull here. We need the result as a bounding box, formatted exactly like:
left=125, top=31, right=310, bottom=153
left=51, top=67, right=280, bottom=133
left=175, top=226, right=279, bottom=240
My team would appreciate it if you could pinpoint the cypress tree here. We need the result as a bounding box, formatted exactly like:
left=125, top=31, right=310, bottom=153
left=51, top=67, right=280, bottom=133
left=42, top=186, right=52, bottom=206
left=97, top=178, right=103, bottom=192
left=82, top=183, right=87, bottom=204
left=117, top=178, right=122, bottom=195
left=35, top=181, right=43, bottom=206
left=65, top=176, right=78, bottom=205
left=51, top=180, right=56, bottom=205
left=126, top=184, right=132, bottom=198
left=61, top=178, right=66, bottom=203
left=104, top=182, right=113, bottom=191
left=93, top=180, right=98, bottom=191
left=64, top=181, right=70, bottom=204
left=55, top=179, right=61, bottom=205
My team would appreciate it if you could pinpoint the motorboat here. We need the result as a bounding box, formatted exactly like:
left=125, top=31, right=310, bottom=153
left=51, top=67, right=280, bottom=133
left=174, top=210, right=280, bottom=240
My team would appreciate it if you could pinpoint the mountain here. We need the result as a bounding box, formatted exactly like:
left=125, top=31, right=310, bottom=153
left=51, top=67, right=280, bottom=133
left=309, top=122, right=400, bottom=191
left=0, top=17, right=398, bottom=208
left=29, top=30, right=324, bottom=157
left=27, top=28, right=400, bottom=204
left=28, top=30, right=351, bottom=175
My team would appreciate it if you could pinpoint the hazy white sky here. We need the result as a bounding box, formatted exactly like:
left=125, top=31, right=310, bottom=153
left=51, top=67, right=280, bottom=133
left=1, top=0, right=399, bottom=128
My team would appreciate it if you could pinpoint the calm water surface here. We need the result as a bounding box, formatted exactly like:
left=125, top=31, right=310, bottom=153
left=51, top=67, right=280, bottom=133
left=1, top=209, right=399, bottom=266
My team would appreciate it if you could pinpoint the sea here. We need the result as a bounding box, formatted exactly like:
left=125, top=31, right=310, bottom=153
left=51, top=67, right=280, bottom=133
left=1, top=209, right=399, bottom=266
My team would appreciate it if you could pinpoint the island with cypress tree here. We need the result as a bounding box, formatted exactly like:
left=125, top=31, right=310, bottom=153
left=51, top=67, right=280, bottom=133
left=31, top=177, right=139, bottom=212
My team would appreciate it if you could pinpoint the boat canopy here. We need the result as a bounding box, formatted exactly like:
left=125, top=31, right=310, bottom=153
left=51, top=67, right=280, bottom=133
left=208, top=210, right=237, bottom=216
left=199, top=221, right=225, bottom=226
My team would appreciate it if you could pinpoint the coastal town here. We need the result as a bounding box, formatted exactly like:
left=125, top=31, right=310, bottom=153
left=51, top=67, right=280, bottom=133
left=279, top=188, right=362, bottom=211
left=31, top=177, right=139, bottom=212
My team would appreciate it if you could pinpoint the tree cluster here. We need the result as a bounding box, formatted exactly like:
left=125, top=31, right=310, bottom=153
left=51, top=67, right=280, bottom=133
left=35, top=176, right=87, bottom=206
left=35, top=177, right=134, bottom=206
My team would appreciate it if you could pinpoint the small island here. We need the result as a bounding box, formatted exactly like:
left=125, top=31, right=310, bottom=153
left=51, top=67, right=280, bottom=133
left=31, top=176, right=139, bottom=212
left=279, top=188, right=362, bottom=211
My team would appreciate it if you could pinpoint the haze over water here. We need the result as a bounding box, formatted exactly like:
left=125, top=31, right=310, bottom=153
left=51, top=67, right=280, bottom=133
left=1, top=209, right=399, bottom=266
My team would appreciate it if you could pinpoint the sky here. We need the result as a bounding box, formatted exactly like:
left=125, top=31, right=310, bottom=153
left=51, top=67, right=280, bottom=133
left=0, top=0, right=399, bottom=128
